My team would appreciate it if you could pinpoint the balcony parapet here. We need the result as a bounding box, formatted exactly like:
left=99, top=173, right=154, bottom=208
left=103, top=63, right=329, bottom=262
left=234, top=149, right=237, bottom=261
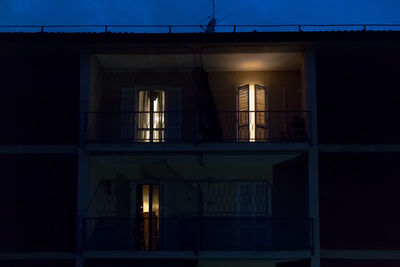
left=81, top=217, right=313, bottom=252
left=86, top=111, right=310, bottom=145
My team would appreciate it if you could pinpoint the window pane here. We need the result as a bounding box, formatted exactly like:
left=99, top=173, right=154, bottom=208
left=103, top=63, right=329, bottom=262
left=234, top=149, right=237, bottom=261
left=137, top=90, right=166, bottom=143
left=138, top=130, right=150, bottom=142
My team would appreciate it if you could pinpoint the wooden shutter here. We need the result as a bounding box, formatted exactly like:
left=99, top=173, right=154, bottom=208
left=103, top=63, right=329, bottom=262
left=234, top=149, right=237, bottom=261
left=255, top=84, right=267, bottom=141
left=121, top=87, right=135, bottom=142
left=237, top=85, right=249, bottom=141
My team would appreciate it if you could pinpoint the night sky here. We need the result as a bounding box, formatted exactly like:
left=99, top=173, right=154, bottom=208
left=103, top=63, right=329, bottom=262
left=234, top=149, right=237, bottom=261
left=1, top=0, right=400, bottom=26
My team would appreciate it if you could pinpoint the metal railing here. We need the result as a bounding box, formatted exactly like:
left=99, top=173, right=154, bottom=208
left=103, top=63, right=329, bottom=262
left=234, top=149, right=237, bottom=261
left=82, top=217, right=312, bottom=252
left=86, top=111, right=310, bottom=144
left=1, top=24, right=400, bottom=33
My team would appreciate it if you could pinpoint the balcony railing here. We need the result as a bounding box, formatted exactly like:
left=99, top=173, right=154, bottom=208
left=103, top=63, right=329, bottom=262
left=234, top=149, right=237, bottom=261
left=82, top=217, right=312, bottom=251
left=86, top=111, right=310, bottom=144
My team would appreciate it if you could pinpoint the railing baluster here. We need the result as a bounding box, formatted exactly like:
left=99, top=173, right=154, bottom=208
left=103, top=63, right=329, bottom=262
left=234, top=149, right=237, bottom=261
left=82, top=216, right=311, bottom=251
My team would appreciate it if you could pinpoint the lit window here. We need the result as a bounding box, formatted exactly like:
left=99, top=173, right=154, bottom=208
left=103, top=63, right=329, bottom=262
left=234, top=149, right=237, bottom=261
left=137, top=90, right=165, bottom=142
left=237, top=84, right=267, bottom=142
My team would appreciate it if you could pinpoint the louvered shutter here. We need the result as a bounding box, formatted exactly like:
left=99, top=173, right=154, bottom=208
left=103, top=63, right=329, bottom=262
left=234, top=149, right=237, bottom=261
left=237, top=85, right=249, bottom=141
left=255, top=84, right=268, bottom=141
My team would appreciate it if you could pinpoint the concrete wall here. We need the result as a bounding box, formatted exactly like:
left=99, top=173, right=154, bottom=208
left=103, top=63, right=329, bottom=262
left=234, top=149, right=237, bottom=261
left=319, top=152, right=400, bottom=250
left=86, top=259, right=198, bottom=267
left=272, top=155, right=307, bottom=218
left=0, top=260, right=75, bottom=267
left=89, top=55, right=104, bottom=112
left=316, top=44, right=400, bottom=144
left=0, top=40, right=80, bottom=145
left=0, top=155, right=77, bottom=251
left=87, top=55, right=104, bottom=141
left=88, top=160, right=118, bottom=217
left=321, top=259, right=399, bottom=267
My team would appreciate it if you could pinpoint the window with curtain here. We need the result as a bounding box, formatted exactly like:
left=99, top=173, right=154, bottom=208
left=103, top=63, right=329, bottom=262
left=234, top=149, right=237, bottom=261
left=137, top=90, right=165, bottom=142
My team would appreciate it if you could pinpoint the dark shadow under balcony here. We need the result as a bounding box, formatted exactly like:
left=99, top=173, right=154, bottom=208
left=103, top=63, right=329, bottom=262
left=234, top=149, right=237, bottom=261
left=86, top=111, right=310, bottom=144
left=82, top=217, right=312, bottom=252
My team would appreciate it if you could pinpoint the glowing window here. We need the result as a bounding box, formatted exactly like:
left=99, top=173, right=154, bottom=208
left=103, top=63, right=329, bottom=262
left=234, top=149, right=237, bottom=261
left=237, top=84, right=267, bottom=142
left=137, top=90, right=165, bottom=142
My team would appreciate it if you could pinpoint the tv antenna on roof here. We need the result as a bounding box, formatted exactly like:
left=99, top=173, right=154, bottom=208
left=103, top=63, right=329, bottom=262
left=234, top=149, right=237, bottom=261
left=201, top=0, right=216, bottom=33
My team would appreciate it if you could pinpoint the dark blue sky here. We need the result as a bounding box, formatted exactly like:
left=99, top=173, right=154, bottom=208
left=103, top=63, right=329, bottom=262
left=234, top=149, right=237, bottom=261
left=1, top=0, right=400, bottom=25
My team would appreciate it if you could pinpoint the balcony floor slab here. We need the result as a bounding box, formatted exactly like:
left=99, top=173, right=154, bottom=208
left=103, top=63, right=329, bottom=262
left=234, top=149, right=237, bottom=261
left=85, top=142, right=310, bottom=153
left=83, top=250, right=312, bottom=260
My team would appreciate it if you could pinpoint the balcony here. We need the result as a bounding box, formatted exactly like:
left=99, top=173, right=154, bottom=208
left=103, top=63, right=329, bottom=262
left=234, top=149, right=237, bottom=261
left=82, top=217, right=312, bottom=252
left=84, top=155, right=310, bottom=256
left=86, top=111, right=309, bottom=144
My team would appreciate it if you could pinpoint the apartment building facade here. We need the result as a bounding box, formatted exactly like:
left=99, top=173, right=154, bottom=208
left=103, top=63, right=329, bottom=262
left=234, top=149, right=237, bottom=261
left=0, top=28, right=399, bottom=267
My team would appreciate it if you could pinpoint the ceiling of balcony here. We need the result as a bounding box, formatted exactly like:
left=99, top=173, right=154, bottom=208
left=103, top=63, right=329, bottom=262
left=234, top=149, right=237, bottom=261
left=96, top=52, right=303, bottom=72
left=91, top=152, right=302, bottom=182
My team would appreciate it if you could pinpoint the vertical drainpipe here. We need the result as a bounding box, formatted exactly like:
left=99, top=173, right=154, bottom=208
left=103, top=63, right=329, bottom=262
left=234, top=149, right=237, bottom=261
left=306, top=47, right=320, bottom=267
left=76, top=49, right=91, bottom=267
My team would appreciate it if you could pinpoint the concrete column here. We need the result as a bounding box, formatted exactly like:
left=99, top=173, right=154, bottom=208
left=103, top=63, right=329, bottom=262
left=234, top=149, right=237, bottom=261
left=306, top=47, right=320, bottom=267
left=76, top=49, right=91, bottom=267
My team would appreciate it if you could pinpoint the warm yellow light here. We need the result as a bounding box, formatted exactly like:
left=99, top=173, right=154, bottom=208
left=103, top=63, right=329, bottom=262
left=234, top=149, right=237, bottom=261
left=143, top=201, right=149, bottom=212
left=153, top=97, right=159, bottom=127
left=143, top=185, right=150, bottom=212
left=249, top=84, right=256, bottom=142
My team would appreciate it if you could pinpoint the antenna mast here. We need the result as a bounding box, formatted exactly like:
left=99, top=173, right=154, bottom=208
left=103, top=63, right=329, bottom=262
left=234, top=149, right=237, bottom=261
left=201, top=0, right=216, bottom=33
left=212, top=0, right=215, bottom=20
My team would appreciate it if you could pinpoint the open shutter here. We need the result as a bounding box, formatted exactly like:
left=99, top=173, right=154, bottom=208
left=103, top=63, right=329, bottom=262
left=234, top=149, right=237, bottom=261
left=165, top=87, right=181, bottom=142
left=237, top=85, right=249, bottom=141
left=255, top=84, right=267, bottom=141
left=121, top=87, right=135, bottom=142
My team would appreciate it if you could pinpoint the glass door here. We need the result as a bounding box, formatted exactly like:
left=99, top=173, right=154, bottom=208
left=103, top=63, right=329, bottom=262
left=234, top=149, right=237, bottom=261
left=136, top=184, right=160, bottom=250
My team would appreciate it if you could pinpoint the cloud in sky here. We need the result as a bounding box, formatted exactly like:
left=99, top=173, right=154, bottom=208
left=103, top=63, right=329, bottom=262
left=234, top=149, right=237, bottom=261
left=1, top=0, right=400, bottom=25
